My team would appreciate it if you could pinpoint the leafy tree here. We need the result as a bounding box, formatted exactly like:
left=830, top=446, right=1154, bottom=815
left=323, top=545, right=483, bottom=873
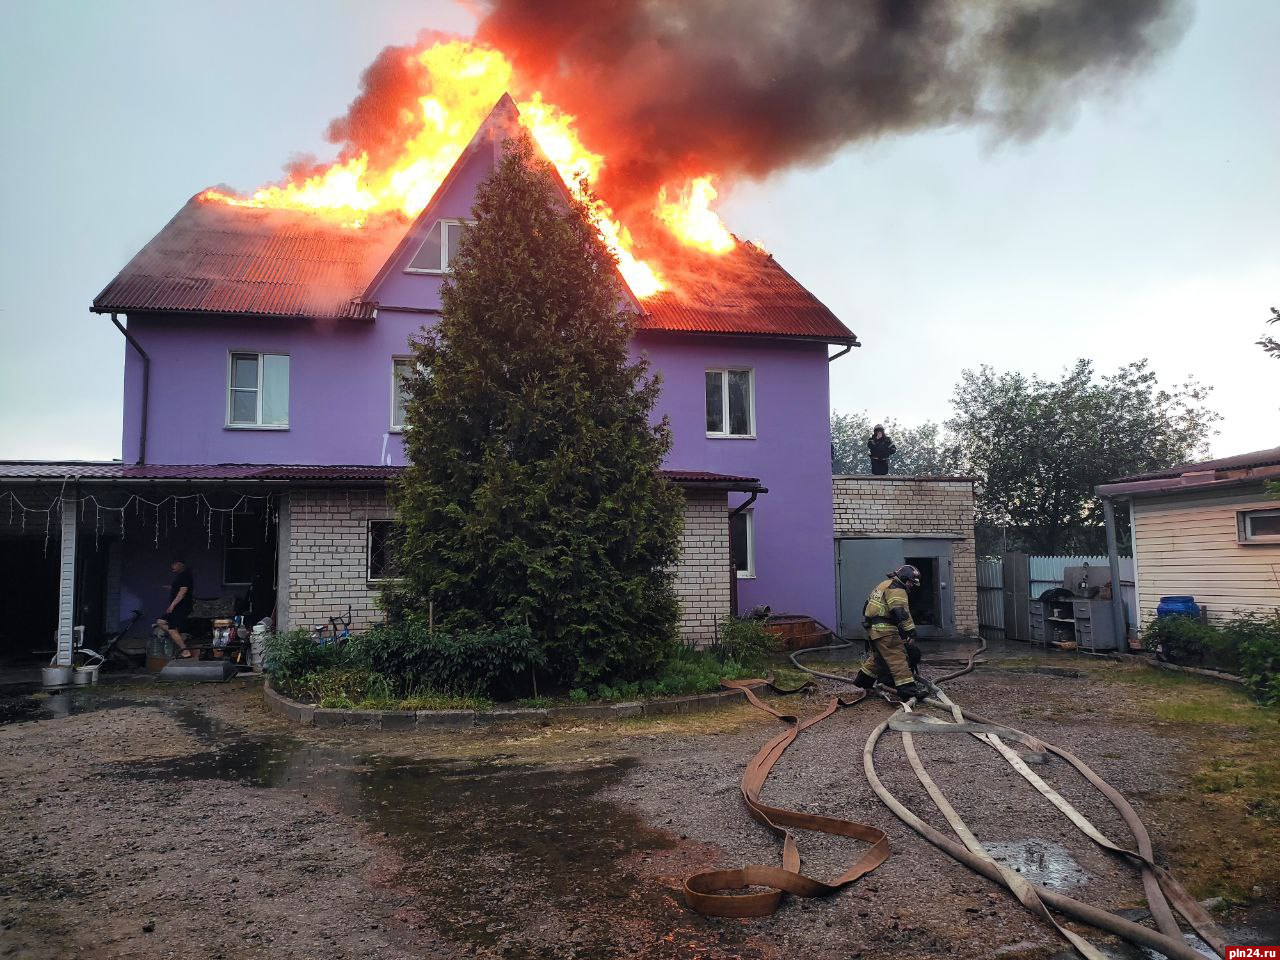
left=392, top=135, right=683, bottom=686
left=1260, top=306, right=1280, bottom=359
left=831, top=411, right=964, bottom=475
left=948, top=359, right=1219, bottom=555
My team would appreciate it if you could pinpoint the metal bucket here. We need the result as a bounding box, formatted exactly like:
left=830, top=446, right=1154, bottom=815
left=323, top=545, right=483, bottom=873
left=42, top=665, right=73, bottom=687
left=73, top=665, right=99, bottom=685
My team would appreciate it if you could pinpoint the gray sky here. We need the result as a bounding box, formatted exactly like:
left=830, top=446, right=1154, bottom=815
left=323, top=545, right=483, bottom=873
left=1, top=0, right=1276, bottom=462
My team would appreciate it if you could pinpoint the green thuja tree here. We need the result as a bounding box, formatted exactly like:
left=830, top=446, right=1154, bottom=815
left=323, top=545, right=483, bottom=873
left=392, top=135, right=683, bottom=686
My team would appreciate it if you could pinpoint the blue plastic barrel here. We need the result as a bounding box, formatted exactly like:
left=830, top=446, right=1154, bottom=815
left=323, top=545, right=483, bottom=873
left=1155, top=596, right=1200, bottom=619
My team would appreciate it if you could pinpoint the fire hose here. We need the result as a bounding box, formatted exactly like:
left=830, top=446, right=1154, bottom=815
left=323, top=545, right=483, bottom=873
left=682, top=638, right=1228, bottom=960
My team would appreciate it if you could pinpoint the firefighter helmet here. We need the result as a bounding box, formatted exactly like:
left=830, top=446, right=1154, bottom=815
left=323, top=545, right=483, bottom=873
left=890, top=564, right=922, bottom=588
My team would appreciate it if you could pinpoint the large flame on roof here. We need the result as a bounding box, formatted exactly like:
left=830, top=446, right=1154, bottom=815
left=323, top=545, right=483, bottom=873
left=201, top=39, right=736, bottom=298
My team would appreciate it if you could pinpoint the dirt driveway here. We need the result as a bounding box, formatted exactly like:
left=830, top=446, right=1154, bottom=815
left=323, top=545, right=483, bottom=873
left=1, top=646, right=1276, bottom=959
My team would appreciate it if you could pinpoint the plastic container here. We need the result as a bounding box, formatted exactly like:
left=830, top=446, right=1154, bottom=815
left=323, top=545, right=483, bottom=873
left=1156, top=596, right=1200, bottom=619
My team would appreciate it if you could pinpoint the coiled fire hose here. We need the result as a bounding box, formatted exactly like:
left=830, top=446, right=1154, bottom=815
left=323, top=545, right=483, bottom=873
left=683, top=637, right=1228, bottom=960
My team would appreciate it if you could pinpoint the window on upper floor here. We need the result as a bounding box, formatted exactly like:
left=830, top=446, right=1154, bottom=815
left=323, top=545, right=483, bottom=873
left=404, top=219, right=473, bottom=274
left=391, top=357, right=413, bottom=431
left=1238, top=508, right=1280, bottom=544
left=227, top=352, right=289, bottom=429
left=730, top=507, right=755, bottom=579
left=367, top=519, right=403, bottom=583
left=705, top=368, right=754, bottom=438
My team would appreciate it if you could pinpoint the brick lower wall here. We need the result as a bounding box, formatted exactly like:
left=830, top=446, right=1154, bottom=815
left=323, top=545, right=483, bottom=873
left=832, top=476, right=979, bottom=636
left=673, top=489, right=731, bottom=647
left=283, top=487, right=392, bottom=633
left=282, top=485, right=732, bottom=646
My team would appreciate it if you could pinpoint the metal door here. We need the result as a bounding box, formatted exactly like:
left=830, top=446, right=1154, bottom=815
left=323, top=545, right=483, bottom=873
left=904, top=539, right=954, bottom=638
left=836, top=538, right=904, bottom=639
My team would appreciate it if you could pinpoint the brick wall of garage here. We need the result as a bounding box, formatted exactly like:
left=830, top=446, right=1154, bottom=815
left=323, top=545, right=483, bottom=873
left=832, top=476, right=979, bottom=636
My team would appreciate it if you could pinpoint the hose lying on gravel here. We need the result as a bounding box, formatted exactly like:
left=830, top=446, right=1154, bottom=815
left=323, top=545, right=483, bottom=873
left=686, top=636, right=1227, bottom=960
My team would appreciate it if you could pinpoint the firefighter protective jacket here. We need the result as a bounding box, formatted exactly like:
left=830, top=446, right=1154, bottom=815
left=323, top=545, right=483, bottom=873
left=863, top=578, right=916, bottom=641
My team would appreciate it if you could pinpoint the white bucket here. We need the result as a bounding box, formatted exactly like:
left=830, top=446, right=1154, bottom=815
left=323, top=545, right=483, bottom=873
left=73, top=665, right=99, bottom=685
left=42, top=665, right=73, bottom=687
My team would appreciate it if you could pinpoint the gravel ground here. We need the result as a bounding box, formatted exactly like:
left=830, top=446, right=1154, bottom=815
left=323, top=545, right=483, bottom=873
left=0, top=653, right=1267, bottom=960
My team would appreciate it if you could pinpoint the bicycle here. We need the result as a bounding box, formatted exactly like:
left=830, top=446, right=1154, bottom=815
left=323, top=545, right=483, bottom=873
left=312, top=605, right=353, bottom=646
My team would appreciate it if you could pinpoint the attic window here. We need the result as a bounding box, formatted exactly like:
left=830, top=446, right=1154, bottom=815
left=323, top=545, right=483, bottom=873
left=405, top=219, right=472, bottom=274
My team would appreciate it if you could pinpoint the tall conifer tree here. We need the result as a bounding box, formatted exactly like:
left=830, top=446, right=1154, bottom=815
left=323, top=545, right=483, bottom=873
left=393, top=135, right=683, bottom=685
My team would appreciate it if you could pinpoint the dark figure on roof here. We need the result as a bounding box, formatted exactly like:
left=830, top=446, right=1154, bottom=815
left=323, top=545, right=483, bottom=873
left=867, top=425, right=896, bottom=476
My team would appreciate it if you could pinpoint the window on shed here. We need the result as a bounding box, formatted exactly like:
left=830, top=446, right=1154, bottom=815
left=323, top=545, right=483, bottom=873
left=1239, top=508, right=1280, bottom=543
left=367, top=520, right=403, bottom=582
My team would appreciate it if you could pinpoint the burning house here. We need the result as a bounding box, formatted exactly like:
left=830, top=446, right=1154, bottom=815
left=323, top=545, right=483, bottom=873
left=1, top=4, right=1183, bottom=667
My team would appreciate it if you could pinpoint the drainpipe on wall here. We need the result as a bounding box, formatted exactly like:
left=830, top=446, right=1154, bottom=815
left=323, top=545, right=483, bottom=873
left=728, top=491, right=759, bottom=619
left=1101, top=496, right=1128, bottom=650
left=827, top=342, right=856, bottom=363
left=110, top=313, right=150, bottom=465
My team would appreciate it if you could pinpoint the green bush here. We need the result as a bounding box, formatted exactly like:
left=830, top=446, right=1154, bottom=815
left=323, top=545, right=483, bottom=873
left=264, top=629, right=357, bottom=696
left=1141, top=610, right=1280, bottom=706
left=1141, top=615, right=1232, bottom=669
left=1222, top=611, right=1280, bottom=706
left=351, top=618, right=545, bottom=699
left=714, top=616, right=776, bottom=672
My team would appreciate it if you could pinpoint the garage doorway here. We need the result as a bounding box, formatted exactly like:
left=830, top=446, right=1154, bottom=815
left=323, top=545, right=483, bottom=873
left=836, top=537, right=955, bottom=639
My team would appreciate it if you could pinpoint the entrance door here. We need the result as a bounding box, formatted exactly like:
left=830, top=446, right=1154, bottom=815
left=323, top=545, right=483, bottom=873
left=904, top=540, right=954, bottom=638
left=836, top=538, right=904, bottom=639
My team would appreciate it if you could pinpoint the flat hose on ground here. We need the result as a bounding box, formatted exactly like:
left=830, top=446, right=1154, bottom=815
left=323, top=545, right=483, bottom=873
left=686, top=637, right=1227, bottom=960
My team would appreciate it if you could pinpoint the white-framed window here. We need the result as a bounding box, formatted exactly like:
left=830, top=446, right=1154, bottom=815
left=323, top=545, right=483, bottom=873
left=367, top=519, right=403, bottom=583
left=223, top=544, right=255, bottom=586
left=730, top=508, right=755, bottom=579
left=404, top=219, right=473, bottom=274
left=1238, top=508, right=1280, bottom=544
left=227, top=352, right=289, bottom=429
left=390, top=357, right=413, bottom=431
left=705, top=368, right=754, bottom=438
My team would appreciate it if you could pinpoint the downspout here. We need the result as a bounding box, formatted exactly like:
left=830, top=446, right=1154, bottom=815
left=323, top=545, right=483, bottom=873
left=110, top=313, right=150, bottom=465
left=728, top=491, right=760, bottom=618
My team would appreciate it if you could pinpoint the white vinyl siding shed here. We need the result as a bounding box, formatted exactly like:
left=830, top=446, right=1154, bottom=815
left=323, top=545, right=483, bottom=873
left=1131, top=487, right=1280, bottom=626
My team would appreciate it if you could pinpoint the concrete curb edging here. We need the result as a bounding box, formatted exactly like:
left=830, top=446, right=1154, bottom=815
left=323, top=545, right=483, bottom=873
left=262, top=682, right=748, bottom=730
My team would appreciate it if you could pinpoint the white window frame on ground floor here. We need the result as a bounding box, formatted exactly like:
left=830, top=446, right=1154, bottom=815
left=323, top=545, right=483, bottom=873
left=730, top=507, right=755, bottom=579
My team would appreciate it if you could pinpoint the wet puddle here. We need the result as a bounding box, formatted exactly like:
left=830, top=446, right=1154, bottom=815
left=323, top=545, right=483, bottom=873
left=985, top=838, right=1090, bottom=889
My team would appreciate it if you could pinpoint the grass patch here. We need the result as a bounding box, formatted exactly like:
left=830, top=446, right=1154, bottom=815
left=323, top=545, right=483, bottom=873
left=1083, top=658, right=1280, bottom=901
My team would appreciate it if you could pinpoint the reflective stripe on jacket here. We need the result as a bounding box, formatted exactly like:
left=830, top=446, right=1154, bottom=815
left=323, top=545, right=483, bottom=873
left=864, top=578, right=916, bottom=639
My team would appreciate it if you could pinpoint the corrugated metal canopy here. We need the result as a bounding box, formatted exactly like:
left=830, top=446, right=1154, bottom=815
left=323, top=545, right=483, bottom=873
left=0, top=461, right=762, bottom=490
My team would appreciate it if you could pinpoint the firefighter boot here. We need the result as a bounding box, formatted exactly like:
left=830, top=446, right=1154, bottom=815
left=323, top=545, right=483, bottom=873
left=853, top=670, right=877, bottom=690
left=894, top=679, right=932, bottom=702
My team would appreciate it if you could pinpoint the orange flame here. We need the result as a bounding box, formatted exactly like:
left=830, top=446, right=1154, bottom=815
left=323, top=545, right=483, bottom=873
left=199, top=38, right=732, bottom=298
left=656, top=176, right=735, bottom=254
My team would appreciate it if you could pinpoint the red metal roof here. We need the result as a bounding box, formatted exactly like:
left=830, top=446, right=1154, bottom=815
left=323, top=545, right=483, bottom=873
left=0, top=462, right=761, bottom=490
left=92, top=197, right=857, bottom=342
left=639, top=241, right=856, bottom=342
left=92, top=197, right=406, bottom=321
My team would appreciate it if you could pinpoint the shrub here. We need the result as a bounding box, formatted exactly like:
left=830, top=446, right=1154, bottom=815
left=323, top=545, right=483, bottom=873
left=290, top=667, right=379, bottom=704
left=1141, top=616, right=1229, bottom=668
left=352, top=618, right=545, bottom=700
left=714, top=616, right=776, bottom=672
left=1222, top=611, right=1280, bottom=707
left=264, top=629, right=357, bottom=696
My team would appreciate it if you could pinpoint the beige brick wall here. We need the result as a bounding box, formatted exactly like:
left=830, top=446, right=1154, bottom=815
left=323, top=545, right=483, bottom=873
left=832, top=476, right=979, bottom=636
left=283, top=487, right=392, bottom=633
left=674, top=489, right=732, bottom=647
left=282, top=485, right=732, bottom=646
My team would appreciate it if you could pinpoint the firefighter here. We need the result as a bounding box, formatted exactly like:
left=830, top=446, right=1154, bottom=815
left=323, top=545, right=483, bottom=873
left=853, top=564, right=931, bottom=700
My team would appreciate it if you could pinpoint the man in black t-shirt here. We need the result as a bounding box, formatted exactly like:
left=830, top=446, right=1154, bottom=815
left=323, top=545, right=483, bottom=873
left=156, top=560, right=195, bottom=659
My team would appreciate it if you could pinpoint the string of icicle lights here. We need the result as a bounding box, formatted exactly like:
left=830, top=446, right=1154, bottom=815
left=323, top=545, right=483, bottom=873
left=1, top=489, right=279, bottom=556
